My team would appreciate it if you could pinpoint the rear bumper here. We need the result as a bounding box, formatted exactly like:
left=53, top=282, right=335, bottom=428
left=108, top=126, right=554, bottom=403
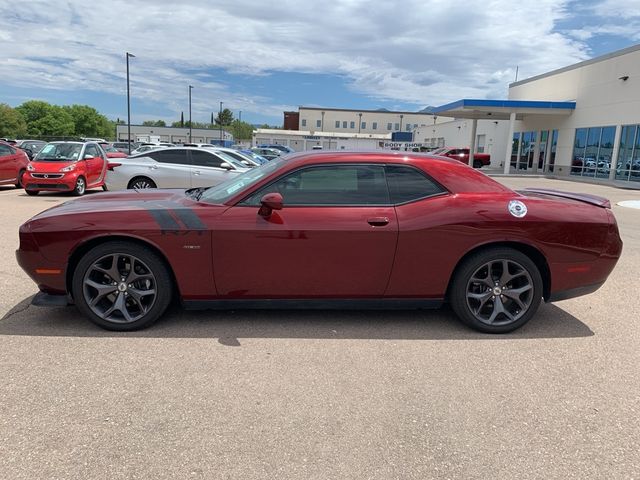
left=547, top=282, right=604, bottom=302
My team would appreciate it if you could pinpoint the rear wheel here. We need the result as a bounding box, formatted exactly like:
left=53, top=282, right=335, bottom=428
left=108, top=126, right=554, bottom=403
left=449, top=247, right=543, bottom=333
left=73, top=176, right=86, bottom=196
left=128, top=177, right=156, bottom=189
left=71, top=241, right=173, bottom=331
left=102, top=184, right=108, bottom=191
left=15, top=169, right=25, bottom=188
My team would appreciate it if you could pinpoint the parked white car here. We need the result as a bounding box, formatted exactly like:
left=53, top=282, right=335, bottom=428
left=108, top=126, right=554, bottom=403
left=105, top=147, right=249, bottom=190
left=210, top=147, right=268, bottom=167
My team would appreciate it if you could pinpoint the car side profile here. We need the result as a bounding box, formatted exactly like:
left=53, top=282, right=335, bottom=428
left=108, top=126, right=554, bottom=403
left=23, top=141, right=108, bottom=196
left=0, top=141, right=30, bottom=188
left=251, top=147, right=281, bottom=160
left=105, top=147, right=249, bottom=190
left=17, top=151, right=622, bottom=333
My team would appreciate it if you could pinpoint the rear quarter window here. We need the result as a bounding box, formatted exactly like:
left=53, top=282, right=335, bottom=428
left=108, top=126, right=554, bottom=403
left=385, top=165, right=446, bottom=204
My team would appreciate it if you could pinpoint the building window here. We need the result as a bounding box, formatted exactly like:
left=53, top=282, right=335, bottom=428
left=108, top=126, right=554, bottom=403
left=406, top=124, right=411, bottom=131
left=361, top=122, right=366, bottom=129
left=571, top=126, right=615, bottom=179
left=335, top=120, right=340, bottom=128
left=343, top=121, right=347, bottom=128
left=301, top=119, right=307, bottom=127
left=387, top=123, right=392, bottom=130
left=350, top=121, right=355, bottom=129
left=372, top=122, right=377, bottom=130
left=394, top=123, right=399, bottom=130
left=316, top=119, right=321, bottom=128
left=616, top=125, right=640, bottom=182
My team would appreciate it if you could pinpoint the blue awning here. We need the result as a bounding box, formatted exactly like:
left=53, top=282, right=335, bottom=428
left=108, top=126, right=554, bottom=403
left=431, top=99, right=576, bottom=120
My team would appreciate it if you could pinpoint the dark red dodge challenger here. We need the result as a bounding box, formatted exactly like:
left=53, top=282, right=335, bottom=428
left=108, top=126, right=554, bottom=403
left=17, top=151, right=622, bottom=333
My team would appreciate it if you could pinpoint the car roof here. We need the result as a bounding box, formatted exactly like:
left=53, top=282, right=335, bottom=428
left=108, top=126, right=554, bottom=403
left=277, top=150, right=512, bottom=194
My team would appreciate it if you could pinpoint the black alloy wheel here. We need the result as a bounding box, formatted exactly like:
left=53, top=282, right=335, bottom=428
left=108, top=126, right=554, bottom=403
left=450, top=247, right=543, bottom=333
left=72, top=242, right=173, bottom=331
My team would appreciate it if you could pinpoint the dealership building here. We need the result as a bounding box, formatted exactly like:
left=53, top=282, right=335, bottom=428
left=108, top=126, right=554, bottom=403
left=116, top=124, right=233, bottom=145
left=265, top=43, right=640, bottom=186
left=417, top=43, right=640, bottom=184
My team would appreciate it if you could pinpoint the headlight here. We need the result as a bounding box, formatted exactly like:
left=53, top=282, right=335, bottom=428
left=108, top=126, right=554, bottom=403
left=60, top=165, right=76, bottom=172
left=27, top=164, right=35, bottom=171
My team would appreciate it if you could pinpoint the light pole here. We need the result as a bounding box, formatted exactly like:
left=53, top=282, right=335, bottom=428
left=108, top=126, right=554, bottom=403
left=239, top=110, right=242, bottom=123
left=321, top=111, right=325, bottom=132
left=358, top=112, right=362, bottom=133
left=188, top=85, right=193, bottom=142
left=219, top=101, right=223, bottom=143
left=399, top=114, right=404, bottom=131
left=126, top=52, right=135, bottom=154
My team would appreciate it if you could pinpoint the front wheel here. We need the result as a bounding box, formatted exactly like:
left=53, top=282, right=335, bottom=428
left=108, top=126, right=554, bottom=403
left=73, top=176, right=86, bottom=196
left=15, top=169, right=25, bottom=188
left=449, top=248, right=543, bottom=333
left=25, top=189, right=39, bottom=196
left=71, top=241, right=173, bottom=331
left=473, top=160, right=482, bottom=168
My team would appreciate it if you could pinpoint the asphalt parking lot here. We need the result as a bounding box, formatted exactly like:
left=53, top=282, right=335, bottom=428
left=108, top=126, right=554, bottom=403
left=1, top=177, right=639, bottom=479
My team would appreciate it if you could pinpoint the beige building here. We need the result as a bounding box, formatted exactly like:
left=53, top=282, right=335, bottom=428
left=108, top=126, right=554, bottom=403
left=296, top=107, right=446, bottom=136
left=418, top=43, right=640, bottom=184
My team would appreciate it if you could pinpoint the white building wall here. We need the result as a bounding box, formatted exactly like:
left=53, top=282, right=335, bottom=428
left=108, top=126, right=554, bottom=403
left=298, top=107, right=445, bottom=135
left=509, top=45, right=640, bottom=174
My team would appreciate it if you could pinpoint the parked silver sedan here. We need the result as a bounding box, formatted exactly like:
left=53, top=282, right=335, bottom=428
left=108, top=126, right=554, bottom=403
left=105, top=147, right=249, bottom=190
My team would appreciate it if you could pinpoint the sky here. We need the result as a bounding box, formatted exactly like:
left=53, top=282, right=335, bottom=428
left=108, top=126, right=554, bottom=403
left=1, top=0, right=639, bottom=126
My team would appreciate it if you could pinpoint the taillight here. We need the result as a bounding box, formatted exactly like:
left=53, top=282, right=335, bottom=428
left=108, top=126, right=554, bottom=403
left=107, top=162, right=122, bottom=171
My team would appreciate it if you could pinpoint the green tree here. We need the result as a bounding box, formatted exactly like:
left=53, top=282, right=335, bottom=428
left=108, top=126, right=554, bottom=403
left=215, top=108, right=234, bottom=126
left=228, top=120, right=254, bottom=140
left=16, top=101, right=75, bottom=137
left=142, top=120, right=167, bottom=127
left=0, top=104, right=27, bottom=138
left=63, top=104, right=112, bottom=138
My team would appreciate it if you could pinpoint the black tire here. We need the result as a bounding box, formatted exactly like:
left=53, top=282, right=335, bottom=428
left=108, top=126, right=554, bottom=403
left=449, top=247, right=543, bottom=333
left=25, top=189, right=39, bottom=196
left=71, top=241, right=173, bottom=331
left=128, top=177, right=157, bottom=189
left=73, top=176, right=86, bottom=196
left=15, top=169, right=25, bottom=188
left=102, top=184, right=108, bottom=191
left=473, top=160, right=482, bottom=168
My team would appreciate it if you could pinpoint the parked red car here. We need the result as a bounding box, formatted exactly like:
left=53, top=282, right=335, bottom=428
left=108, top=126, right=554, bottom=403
left=17, top=151, right=621, bottom=333
left=24, top=141, right=109, bottom=196
left=433, top=147, right=491, bottom=168
left=99, top=142, right=128, bottom=159
left=0, top=140, right=30, bottom=188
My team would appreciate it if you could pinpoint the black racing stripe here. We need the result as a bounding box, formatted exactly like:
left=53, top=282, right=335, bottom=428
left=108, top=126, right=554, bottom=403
left=171, top=207, right=206, bottom=230
left=146, top=209, right=180, bottom=230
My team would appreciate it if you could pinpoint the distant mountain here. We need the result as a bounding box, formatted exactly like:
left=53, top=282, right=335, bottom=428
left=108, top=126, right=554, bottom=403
left=419, top=106, right=436, bottom=113
left=375, top=108, right=390, bottom=112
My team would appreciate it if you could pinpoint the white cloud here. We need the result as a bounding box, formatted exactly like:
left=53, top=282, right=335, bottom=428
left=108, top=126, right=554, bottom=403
left=0, top=0, right=625, bottom=121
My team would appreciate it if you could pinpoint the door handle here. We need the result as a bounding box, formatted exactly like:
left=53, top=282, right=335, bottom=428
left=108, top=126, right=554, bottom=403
left=367, top=217, right=389, bottom=227
left=193, top=170, right=201, bottom=175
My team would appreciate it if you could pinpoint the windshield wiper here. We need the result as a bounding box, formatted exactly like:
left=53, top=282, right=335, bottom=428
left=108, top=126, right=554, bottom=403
left=185, top=187, right=207, bottom=201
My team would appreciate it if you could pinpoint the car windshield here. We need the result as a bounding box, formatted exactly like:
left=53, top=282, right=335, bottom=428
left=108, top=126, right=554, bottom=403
left=241, top=151, right=268, bottom=165
left=35, top=143, right=83, bottom=161
left=198, top=158, right=284, bottom=204
left=214, top=151, right=248, bottom=169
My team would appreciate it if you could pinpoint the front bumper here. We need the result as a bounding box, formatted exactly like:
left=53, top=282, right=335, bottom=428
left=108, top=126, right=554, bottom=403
left=24, top=171, right=78, bottom=192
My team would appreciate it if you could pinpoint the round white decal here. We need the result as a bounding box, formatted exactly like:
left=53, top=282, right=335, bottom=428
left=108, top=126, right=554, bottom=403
left=508, top=200, right=527, bottom=218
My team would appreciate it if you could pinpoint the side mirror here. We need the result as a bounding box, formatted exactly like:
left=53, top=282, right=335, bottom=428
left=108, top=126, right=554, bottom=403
left=258, top=192, right=283, bottom=217
left=220, top=162, right=233, bottom=170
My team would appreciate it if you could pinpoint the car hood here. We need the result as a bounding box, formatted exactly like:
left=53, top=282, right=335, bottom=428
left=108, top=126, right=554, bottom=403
left=30, top=160, right=78, bottom=172
left=30, top=189, right=223, bottom=222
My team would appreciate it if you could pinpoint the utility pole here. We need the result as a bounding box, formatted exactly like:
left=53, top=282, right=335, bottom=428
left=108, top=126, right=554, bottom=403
left=126, top=52, right=135, bottom=153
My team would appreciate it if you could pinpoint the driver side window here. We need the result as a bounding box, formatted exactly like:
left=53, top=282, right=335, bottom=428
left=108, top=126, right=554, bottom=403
left=84, top=145, right=99, bottom=158
left=241, top=165, right=390, bottom=206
